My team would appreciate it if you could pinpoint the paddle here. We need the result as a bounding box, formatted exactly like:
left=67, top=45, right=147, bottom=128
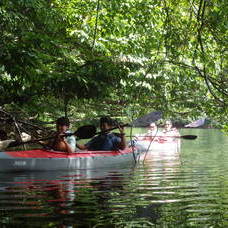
left=96, top=123, right=130, bottom=135
left=129, top=135, right=197, bottom=140
left=0, top=125, right=97, bottom=150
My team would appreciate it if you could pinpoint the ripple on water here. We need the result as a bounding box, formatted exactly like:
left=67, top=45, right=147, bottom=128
left=0, top=129, right=227, bottom=227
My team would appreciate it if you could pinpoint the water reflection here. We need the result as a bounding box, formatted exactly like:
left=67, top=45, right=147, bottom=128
left=0, top=129, right=227, bottom=227
left=0, top=168, right=136, bottom=227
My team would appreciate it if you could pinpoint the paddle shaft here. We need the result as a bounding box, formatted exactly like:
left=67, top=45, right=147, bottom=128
left=127, top=135, right=197, bottom=140
left=65, top=123, right=129, bottom=137
left=96, top=123, right=129, bottom=135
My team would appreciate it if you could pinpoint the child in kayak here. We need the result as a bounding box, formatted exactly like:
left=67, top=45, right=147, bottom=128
left=50, top=117, right=76, bottom=154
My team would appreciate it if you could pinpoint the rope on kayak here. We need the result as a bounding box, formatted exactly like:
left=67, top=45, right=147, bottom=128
left=129, top=124, right=137, bottom=164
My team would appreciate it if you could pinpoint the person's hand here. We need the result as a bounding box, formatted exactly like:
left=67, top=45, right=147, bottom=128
left=118, top=124, right=125, bottom=135
left=55, top=133, right=65, bottom=141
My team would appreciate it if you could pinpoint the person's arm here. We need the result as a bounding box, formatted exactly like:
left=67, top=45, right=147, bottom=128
left=63, top=139, right=75, bottom=154
left=76, top=143, right=88, bottom=150
left=66, top=135, right=76, bottom=153
left=118, top=126, right=127, bottom=150
left=77, top=137, right=97, bottom=150
left=51, top=133, right=75, bottom=154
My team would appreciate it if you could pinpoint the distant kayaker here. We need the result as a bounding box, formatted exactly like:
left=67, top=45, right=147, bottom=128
left=147, top=122, right=158, bottom=136
left=133, top=122, right=159, bottom=142
left=163, top=120, right=177, bottom=133
left=50, top=117, right=76, bottom=154
left=76, top=116, right=126, bottom=151
left=161, top=120, right=180, bottom=142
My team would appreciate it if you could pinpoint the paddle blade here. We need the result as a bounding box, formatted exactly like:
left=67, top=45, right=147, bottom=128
left=181, top=135, right=197, bottom=140
left=74, top=125, right=97, bottom=139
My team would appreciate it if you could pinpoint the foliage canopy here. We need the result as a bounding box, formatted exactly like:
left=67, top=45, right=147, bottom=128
left=0, top=0, right=227, bottom=126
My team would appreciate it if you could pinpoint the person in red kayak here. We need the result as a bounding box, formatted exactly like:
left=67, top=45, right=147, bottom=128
left=50, top=117, right=76, bottom=154
left=76, top=116, right=126, bottom=151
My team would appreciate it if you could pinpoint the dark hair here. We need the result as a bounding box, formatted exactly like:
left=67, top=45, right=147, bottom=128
left=100, top=116, right=113, bottom=126
left=56, top=117, right=70, bottom=127
left=0, top=130, right=7, bottom=140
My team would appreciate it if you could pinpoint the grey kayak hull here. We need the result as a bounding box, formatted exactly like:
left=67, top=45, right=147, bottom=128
left=0, top=147, right=146, bottom=172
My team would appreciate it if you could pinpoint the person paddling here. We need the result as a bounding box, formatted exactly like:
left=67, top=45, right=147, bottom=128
left=50, top=117, right=76, bottom=154
left=163, top=120, right=178, bottom=134
left=76, top=116, right=126, bottom=151
left=147, top=122, right=158, bottom=136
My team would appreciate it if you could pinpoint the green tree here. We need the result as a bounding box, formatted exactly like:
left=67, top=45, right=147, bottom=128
left=0, top=0, right=227, bottom=127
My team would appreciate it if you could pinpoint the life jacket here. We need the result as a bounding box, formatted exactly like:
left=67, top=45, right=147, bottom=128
left=88, top=134, right=108, bottom=151
left=88, top=133, right=119, bottom=151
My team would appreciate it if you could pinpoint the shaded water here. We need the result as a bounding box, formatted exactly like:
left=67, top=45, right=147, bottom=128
left=0, top=129, right=227, bottom=227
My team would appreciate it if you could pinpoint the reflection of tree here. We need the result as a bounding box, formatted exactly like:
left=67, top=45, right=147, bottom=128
left=179, top=129, right=228, bottom=227
left=0, top=170, right=136, bottom=227
left=0, top=131, right=227, bottom=228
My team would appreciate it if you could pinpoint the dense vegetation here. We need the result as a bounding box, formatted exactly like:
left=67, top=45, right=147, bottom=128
left=0, top=0, right=227, bottom=128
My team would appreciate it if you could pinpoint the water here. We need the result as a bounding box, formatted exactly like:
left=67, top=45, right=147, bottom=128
left=0, top=129, right=227, bottom=227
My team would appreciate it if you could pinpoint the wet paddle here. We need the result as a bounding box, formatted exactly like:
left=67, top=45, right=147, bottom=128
left=95, top=123, right=130, bottom=135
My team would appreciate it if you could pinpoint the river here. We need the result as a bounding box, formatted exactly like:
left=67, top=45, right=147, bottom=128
left=0, top=129, right=227, bottom=227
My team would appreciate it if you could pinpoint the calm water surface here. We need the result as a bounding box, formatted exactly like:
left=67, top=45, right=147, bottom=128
left=0, top=129, right=227, bottom=227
